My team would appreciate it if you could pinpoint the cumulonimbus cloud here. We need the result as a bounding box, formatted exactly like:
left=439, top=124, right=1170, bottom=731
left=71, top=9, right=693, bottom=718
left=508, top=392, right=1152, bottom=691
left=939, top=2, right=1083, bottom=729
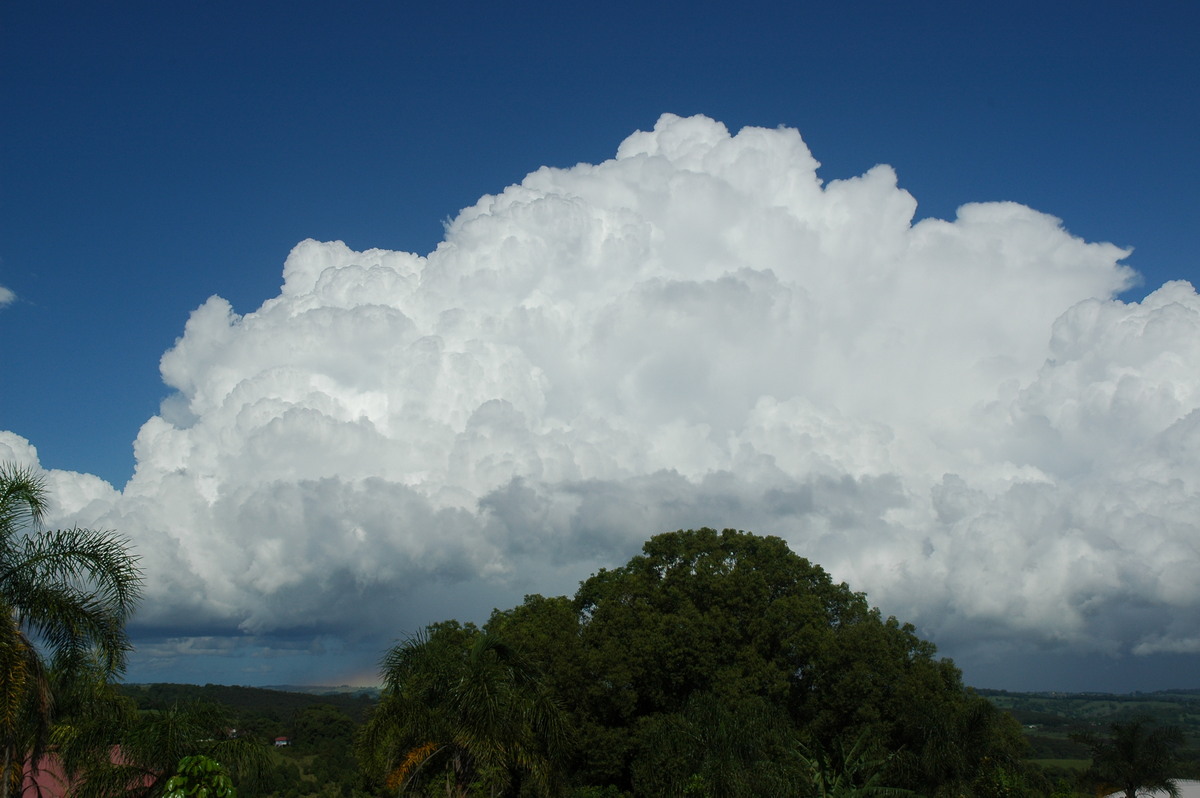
left=6, top=114, right=1198, bottom=679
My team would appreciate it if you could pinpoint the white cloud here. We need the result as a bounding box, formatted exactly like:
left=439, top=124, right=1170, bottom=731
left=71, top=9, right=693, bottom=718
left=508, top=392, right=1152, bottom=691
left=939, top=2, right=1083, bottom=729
left=12, top=114, right=1200, bottom=681
left=0, top=431, right=41, bottom=467
left=0, top=285, right=13, bottom=307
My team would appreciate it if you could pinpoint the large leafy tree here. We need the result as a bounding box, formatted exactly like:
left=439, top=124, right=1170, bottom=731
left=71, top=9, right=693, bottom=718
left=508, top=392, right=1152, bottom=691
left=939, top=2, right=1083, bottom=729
left=1075, top=719, right=1184, bottom=798
left=357, top=622, right=571, bottom=798
left=488, top=528, right=1027, bottom=794
left=0, top=463, right=141, bottom=798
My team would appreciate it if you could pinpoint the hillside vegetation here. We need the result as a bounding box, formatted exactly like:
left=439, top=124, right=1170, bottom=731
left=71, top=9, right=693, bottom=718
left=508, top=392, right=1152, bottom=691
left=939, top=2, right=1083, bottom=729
left=979, top=688, right=1200, bottom=782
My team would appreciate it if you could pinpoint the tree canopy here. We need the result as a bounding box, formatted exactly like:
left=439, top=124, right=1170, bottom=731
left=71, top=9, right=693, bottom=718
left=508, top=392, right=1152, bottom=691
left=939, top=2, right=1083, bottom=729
left=484, top=528, right=1032, bottom=795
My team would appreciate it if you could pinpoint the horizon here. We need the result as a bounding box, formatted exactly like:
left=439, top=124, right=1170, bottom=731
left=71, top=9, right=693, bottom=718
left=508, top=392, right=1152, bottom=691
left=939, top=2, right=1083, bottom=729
left=2, top=2, right=1199, bottom=693
left=113, top=679, right=1200, bottom=697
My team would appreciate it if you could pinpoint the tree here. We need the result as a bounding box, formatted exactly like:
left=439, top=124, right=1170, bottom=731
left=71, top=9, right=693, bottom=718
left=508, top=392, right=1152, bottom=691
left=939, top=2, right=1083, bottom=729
left=887, top=685, right=1034, bottom=796
left=163, top=755, right=236, bottom=798
left=628, top=692, right=800, bottom=797
left=357, top=622, right=571, bottom=798
left=796, top=729, right=914, bottom=798
left=286, top=704, right=359, bottom=791
left=493, top=528, right=1025, bottom=794
left=1075, top=719, right=1184, bottom=798
left=0, top=463, right=141, bottom=798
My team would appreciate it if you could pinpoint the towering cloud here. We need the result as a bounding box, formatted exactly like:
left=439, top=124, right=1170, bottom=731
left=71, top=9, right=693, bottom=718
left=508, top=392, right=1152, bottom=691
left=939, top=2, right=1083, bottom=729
left=10, top=114, right=1200, bottom=683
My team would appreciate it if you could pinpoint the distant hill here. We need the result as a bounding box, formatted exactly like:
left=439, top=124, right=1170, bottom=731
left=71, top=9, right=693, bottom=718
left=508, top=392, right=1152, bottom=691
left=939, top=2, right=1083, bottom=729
left=117, top=682, right=378, bottom=724
left=261, top=684, right=382, bottom=699
left=979, top=687, right=1200, bottom=735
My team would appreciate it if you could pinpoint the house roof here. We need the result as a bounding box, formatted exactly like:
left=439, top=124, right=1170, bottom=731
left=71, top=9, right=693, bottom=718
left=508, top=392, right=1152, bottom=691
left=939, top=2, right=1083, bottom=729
left=21, top=755, right=69, bottom=798
left=22, top=749, right=155, bottom=798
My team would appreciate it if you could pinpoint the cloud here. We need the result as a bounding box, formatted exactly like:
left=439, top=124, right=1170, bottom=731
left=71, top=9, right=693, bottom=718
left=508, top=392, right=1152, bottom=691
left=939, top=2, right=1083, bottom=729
left=0, top=285, right=13, bottom=307
left=11, top=114, right=1200, bottom=684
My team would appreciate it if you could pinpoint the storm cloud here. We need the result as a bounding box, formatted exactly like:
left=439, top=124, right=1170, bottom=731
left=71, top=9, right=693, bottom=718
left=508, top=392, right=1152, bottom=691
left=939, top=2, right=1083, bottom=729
left=6, top=114, right=1198, bottom=686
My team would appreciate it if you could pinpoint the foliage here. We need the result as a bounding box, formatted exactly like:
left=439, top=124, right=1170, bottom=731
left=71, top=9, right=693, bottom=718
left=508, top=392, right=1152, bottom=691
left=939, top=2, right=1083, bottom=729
left=628, top=692, right=799, bottom=797
left=164, top=755, right=236, bottom=798
left=53, top=670, right=266, bottom=798
left=357, top=622, right=571, bottom=798
left=887, top=689, right=1036, bottom=795
left=1074, top=718, right=1185, bottom=798
left=568, top=787, right=627, bottom=798
left=272, top=704, right=362, bottom=796
left=487, top=528, right=1024, bottom=794
left=108, top=685, right=375, bottom=797
left=0, top=462, right=141, bottom=798
left=796, top=729, right=914, bottom=797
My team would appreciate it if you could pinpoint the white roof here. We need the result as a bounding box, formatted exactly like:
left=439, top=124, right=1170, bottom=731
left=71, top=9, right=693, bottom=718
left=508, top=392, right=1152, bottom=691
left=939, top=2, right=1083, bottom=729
left=1105, top=781, right=1200, bottom=798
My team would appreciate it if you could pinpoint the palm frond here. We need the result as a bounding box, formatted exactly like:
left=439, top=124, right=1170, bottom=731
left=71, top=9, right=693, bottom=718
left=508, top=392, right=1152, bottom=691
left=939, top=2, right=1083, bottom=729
left=0, top=464, right=47, bottom=539
left=1, top=526, right=142, bottom=615
left=363, top=626, right=571, bottom=797
left=0, top=526, right=142, bottom=677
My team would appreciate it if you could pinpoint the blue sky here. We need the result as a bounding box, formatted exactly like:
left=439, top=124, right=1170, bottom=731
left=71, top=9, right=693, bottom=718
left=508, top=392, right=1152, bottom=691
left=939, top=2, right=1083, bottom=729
left=4, top=2, right=1196, bottom=487
left=2, top=2, right=1199, bottom=690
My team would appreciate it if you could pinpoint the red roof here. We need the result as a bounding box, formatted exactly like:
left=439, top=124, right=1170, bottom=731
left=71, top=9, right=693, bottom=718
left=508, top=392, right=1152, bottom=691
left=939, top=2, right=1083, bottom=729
left=21, top=749, right=155, bottom=798
left=20, top=755, right=69, bottom=798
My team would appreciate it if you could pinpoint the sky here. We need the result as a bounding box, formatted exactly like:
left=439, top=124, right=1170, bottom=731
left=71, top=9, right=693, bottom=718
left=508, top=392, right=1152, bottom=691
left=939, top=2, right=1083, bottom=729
left=1, top=1, right=1199, bottom=692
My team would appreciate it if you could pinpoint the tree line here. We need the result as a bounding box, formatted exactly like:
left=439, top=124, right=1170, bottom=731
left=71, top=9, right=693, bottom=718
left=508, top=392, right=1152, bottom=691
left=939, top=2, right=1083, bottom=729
left=1, top=463, right=1190, bottom=796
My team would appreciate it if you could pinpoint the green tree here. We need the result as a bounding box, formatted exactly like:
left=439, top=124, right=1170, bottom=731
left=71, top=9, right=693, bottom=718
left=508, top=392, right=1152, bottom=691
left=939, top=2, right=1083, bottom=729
left=888, top=687, right=1033, bottom=795
left=289, top=704, right=356, bottom=755
left=1075, top=719, right=1184, bottom=798
left=796, top=729, right=914, bottom=797
left=358, top=622, right=571, bottom=798
left=284, top=703, right=359, bottom=793
left=491, top=528, right=1026, bottom=794
left=628, top=692, right=800, bottom=797
left=485, top=595, right=602, bottom=786
left=0, top=463, right=141, bottom=798
left=163, top=754, right=236, bottom=798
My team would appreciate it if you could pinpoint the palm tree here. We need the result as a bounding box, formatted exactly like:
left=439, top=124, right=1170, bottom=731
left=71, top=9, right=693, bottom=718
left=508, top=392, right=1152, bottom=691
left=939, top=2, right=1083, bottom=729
left=358, top=622, right=571, bottom=798
left=1075, top=719, right=1184, bottom=798
left=0, top=463, right=142, bottom=798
